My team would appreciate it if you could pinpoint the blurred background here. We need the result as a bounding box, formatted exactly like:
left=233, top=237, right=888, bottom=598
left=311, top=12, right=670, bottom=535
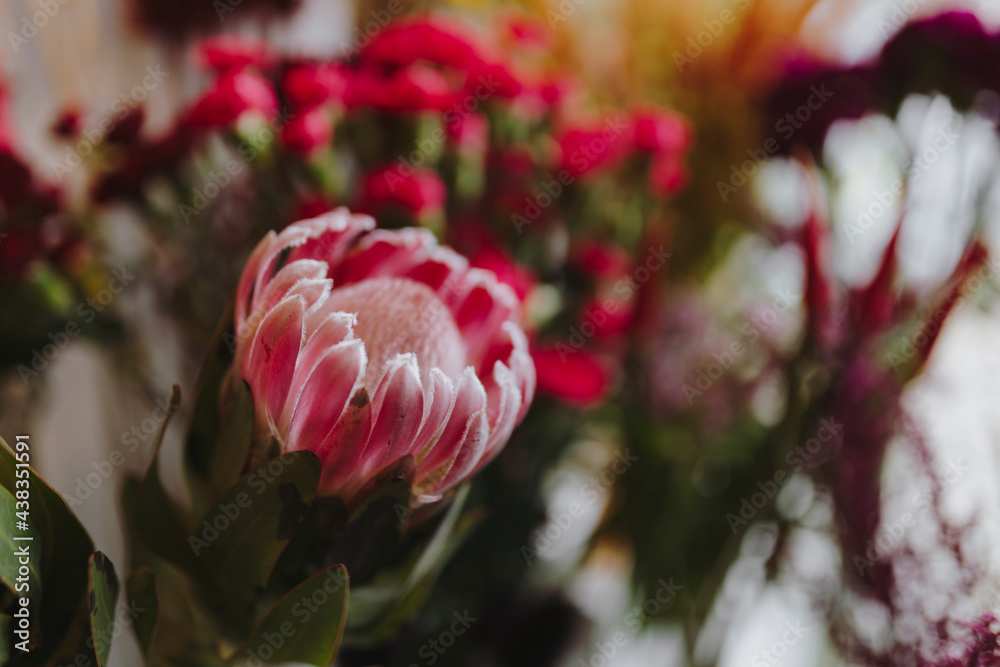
left=3, top=0, right=1000, bottom=665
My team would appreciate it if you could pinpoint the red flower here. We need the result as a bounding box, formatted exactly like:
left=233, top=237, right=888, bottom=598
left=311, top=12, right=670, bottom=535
left=359, top=17, right=485, bottom=71
left=360, top=165, right=446, bottom=221
left=502, top=16, right=551, bottom=49
left=106, top=108, right=146, bottom=146
left=0, top=227, right=44, bottom=280
left=469, top=241, right=535, bottom=301
left=188, top=68, right=277, bottom=128
left=197, top=35, right=272, bottom=72
left=347, top=64, right=457, bottom=112
left=281, top=107, right=332, bottom=155
left=648, top=151, right=688, bottom=196
left=557, top=121, right=630, bottom=178
left=52, top=107, right=82, bottom=139
left=531, top=345, right=610, bottom=407
left=232, top=208, right=535, bottom=503
left=290, top=194, right=335, bottom=223
left=630, top=108, right=692, bottom=153
left=447, top=113, right=489, bottom=153
left=282, top=63, right=346, bottom=110
left=571, top=241, right=631, bottom=280
left=582, top=298, right=634, bottom=338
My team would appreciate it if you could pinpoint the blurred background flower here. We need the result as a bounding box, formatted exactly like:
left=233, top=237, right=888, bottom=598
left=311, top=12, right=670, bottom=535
left=3, top=0, right=1000, bottom=665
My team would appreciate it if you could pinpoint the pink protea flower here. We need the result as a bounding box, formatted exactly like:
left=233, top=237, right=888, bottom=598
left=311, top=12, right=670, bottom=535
left=231, top=208, right=535, bottom=505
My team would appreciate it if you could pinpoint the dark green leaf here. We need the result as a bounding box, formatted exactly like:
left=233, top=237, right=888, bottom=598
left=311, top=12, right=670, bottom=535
left=346, top=485, right=481, bottom=645
left=184, top=299, right=237, bottom=480
left=0, top=437, right=94, bottom=663
left=327, top=478, right=412, bottom=585
left=206, top=381, right=254, bottom=497
left=88, top=551, right=119, bottom=667
left=0, top=486, right=41, bottom=601
left=233, top=564, right=348, bottom=665
left=131, top=388, right=200, bottom=572
left=194, top=451, right=320, bottom=597
left=125, top=568, right=159, bottom=662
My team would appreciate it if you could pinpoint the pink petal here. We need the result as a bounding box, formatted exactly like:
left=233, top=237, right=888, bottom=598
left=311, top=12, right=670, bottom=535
left=285, top=208, right=375, bottom=267
left=315, top=387, right=373, bottom=494
left=405, top=247, right=468, bottom=295
left=246, top=296, right=306, bottom=432
left=450, top=268, right=520, bottom=364
left=501, top=322, right=535, bottom=422
left=236, top=231, right=277, bottom=326
left=412, top=368, right=455, bottom=464
left=363, top=354, right=425, bottom=473
left=334, top=228, right=436, bottom=285
left=256, top=259, right=329, bottom=314
left=283, top=339, right=367, bottom=452
left=416, top=367, right=487, bottom=491
left=479, top=361, right=521, bottom=468
left=303, top=309, right=356, bottom=347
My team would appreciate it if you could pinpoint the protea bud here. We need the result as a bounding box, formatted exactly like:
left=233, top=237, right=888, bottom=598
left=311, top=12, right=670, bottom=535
left=231, top=208, right=535, bottom=506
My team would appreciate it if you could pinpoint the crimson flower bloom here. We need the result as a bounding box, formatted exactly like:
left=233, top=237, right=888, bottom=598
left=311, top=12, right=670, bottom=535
left=188, top=68, right=278, bottom=128
left=197, top=36, right=272, bottom=73
left=281, top=107, right=332, bottom=155
left=282, top=63, right=346, bottom=110
left=630, top=108, right=692, bottom=154
left=231, top=209, right=535, bottom=503
left=360, top=165, right=447, bottom=222
left=358, top=18, right=484, bottom=71
left=531, top=345, right=610, bottom=408
left=346, top=64, right=458, bottom=112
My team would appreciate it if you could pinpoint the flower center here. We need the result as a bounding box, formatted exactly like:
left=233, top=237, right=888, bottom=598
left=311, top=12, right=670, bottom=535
left=325, top=276, right=466, bottom=386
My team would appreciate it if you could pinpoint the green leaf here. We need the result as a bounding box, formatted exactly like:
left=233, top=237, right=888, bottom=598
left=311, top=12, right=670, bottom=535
left=88, top=551, right=119, bottom=667
left=345, top=485, right=481, bottom=645
left=0, top=437, right=94, bottom=663
left=131, top=387, right=200, bottom=573
left=125, top=568, right=159, bottom=662
left=193, top=451, right=320, bottom=597
left=0, top=486, right=42, bottom=601
left=184, top=299, right=237, bottom=480
left=327, top=478, right=412, bottom=585
left=206, top=381, right=255, bottom=497
left=232, top=564, right=349, bottom=665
